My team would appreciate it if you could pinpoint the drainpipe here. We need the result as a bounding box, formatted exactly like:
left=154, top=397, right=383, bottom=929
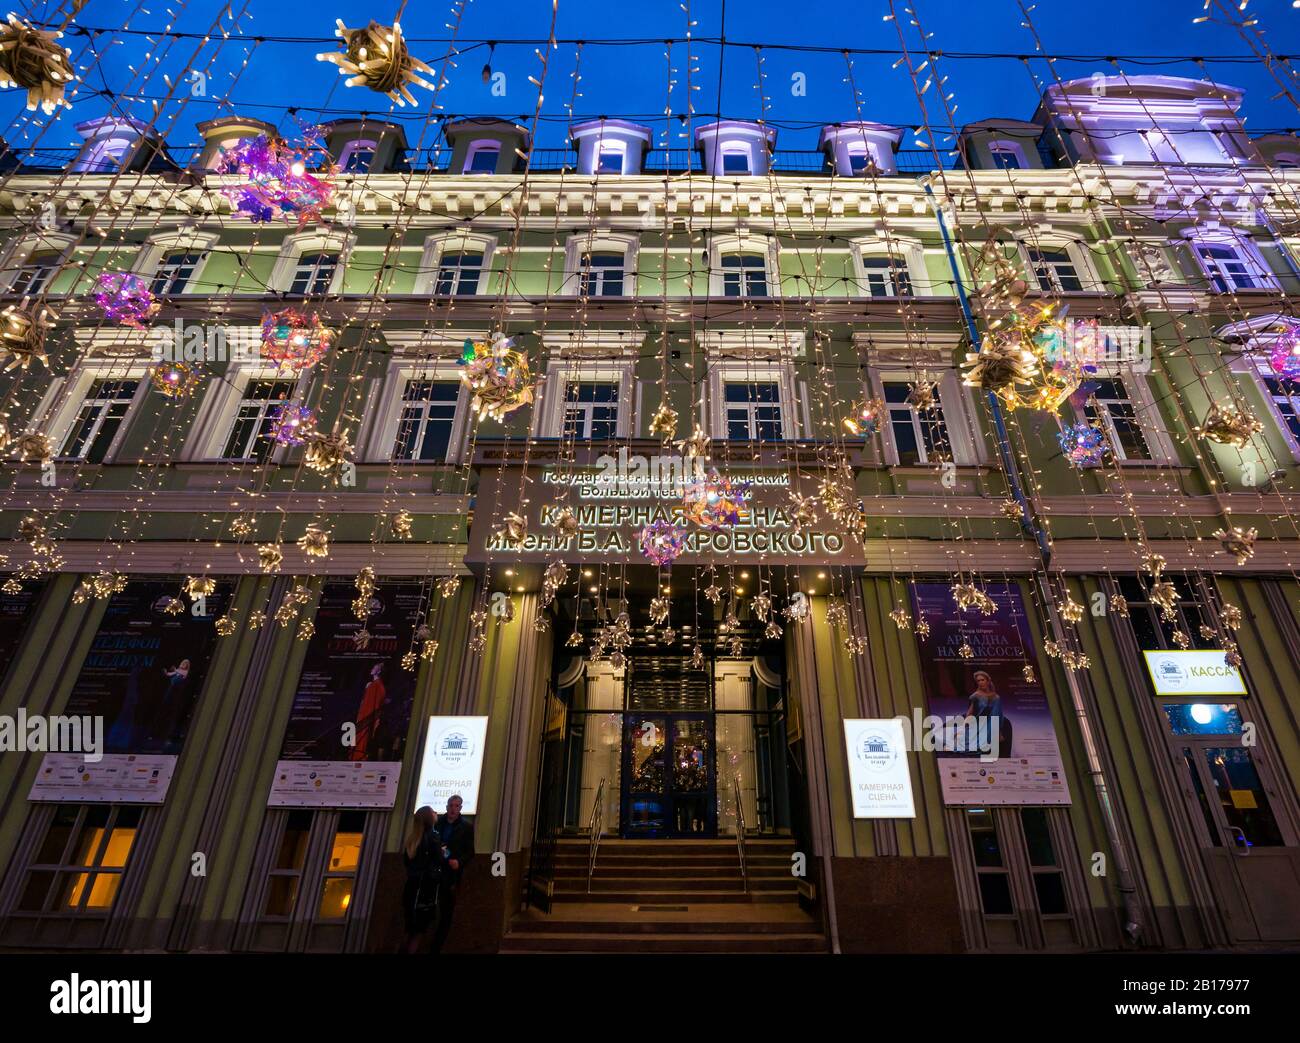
left=924, top=181, right=1144, bottom=944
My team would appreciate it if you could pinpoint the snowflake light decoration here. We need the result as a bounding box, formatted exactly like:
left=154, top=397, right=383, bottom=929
left=261, top=308, right=334, bottom=373
left=1057, top=422, right=1106, bottom=468
left=681, top=471, right=750, bottom=530
left=1267, top=323, right=1300, bottom=380
left=1200, top=401, right=1263, bottom=450
left=94, top=272, right=159, bottom=329
left=150, top=360, right=202, bottom=398
left=638, top=520, right=687, bottom=567
left=459, top=334, right=534, bottom=421
left=841, top=397, right=885, bottom=437
left=267, top=402, right=317, bottom=446
left=0, top=298, right=53, bottom=372
left=218, top=132, right=336, bottom=227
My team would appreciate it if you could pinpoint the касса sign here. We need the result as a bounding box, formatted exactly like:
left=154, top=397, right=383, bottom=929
left=1143, top=650, right=1246, bottom=696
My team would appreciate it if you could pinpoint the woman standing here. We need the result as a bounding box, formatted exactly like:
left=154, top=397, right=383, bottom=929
left=401, top=806, right=440, bottom=953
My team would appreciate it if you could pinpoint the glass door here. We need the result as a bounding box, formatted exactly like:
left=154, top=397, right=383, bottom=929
left=620, top=714, right=717, bottom=837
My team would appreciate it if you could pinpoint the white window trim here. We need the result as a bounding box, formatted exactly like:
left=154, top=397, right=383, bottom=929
left=533, top=333, right=640, bottom=438
left=561, top=231, right=639, bottom=298
left=184, top=335, right=308, bottom=462
left=1016, top=234, right=1101, bottom=294
left=338, top=138, right=378, bottom=172
left=362, top=360, right=474, bottom=465
left=31, top=357, right=150, bottom=464
left=268, top=230, right=354, bottom=295
left=708, top=232, right=780, bottom=298
left=1076, top=366, right=1178, bottom=467
left=719, top=141, right=754, bottom=175
left=701, top=333, right=806, bottom=441
left=413, top=231, right=497, bottom=296
left=1183, top=229, right=1279, bottom=293
left=869, top=367, right=983, bottom=467
left=464, top=139, right=502, bottom=174
left=848, top=235, right=929, bottom=296
left=0, top=231, right=77, bottom=294
left=1229, top=348, right=1300, bottom=464
left=131, top=229, right=220, bottom=294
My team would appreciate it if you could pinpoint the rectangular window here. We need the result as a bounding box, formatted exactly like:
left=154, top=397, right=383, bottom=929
left=221, top=379, right=295, bottom=462
left=10, top=255, right=60, bottom=296
left=1262, top=375, right=1300, bottom=445
left=343, top=147, right=375, bottom=173
left=724, top=381, right=783, bottom=441
left=579, top=253, right=625, bottom=297
left=393, top=380, right=460, bottom=461
left=1019, top=809, right=1068, bottom=916
left=433, top=252, right=483, bottom=295
left=150, top=252, right=202, bottom=296
left=1028, top=247, right=1083, bottom=293
left=316, top=812, right=366, bottom=920
left=990, top=146, right=1022, bottom=170
left=861, top=256, right=913, bottom=298
left=562, top=381, right=619, bottom=440
left=1084, top=378, right=1151, bottom=461
left=15, top=805, right=142, bottom=914
left=882, top=380, right=951, bottom=465
left=467, top=147, right=499, bottom=174
left=59, top=378, right=139, bottom=463
left=1196, top=243, right=1262, bottom=293
left=597, top=150, right=623, bottom=174
left=966, top=809, right=1015, bottom=916
left=288, top=252, right=338, bottom=295
left=262, top=810, right=312, bottom=917
left=722, top=150, right=750, bottom=174
left=720, top=254, right=768, bottom=298
left=848, top=151, right=873, bottom=175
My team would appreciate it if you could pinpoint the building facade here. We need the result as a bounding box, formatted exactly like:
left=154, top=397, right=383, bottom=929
left=0, top=75, right=1298, bottom=952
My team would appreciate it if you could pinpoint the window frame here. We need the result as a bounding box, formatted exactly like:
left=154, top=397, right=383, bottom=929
left=184, top=349, right=309, bottom=463
left=0, top=231, right=77, bottom=296
left=464, top=139, right=502, bottom=174
left=1228, top=342, right=1300, bottom=464
left=535, top=355, right=636, bottom=439
left=30, top=357, right=150, bottom=465
left=338, top=138, right=378, bottom=173
left=1186, top=232, right=1279, bottom=294
left=269, top=231, right=354, bottom=296
left=869, top=367, right=983, bottom=467
left=848, top=236, right=929, bottom=298
left=708, top=234, right=780, bottom=299
left=10, top=804, right=145, bottom=919
left=390, top=377, right=468, bottom=463
left=988, top=140, right=1028, bottom=170
left=1075, top=369, right=1177, bottom=466
left=132, top=230, right=219, bottom=295
left=703, top=344, right=806, bottom=442
left=562, top=231, right=638, bottom=298
left=360, top=342, right=478, bottom=464
left=414, top=232, right=496, bottom=296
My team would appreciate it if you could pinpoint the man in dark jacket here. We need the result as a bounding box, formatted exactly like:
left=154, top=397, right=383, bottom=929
left=431, top=794, right=474, bottom=952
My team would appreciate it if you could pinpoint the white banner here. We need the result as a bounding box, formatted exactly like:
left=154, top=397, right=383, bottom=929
left=29, top=753, right=175, bottom=804
left=1144, top=650, right=1246, bottom=696
left=267, top=760, right=402, bottom=808
left=843, top=718, right=916, bottom=819
left=414, top=716, right=489, bottom=814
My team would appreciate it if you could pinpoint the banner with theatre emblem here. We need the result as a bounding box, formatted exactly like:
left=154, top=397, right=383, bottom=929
left=267, top=582, right=426, bottom=809
left=414, top=716, right=489, bottom=815
left=911, top=582, right=1071, bottom=806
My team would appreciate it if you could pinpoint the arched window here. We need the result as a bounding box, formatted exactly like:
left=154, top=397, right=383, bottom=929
left=464, top=140, right=500, bottom=174
left=989, top=141, right=1026, bottom=170
left=339, top=139, right=378, bottom=173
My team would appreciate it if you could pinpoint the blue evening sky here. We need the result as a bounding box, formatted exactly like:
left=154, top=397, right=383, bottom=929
left=6, top=0, right=1300, bottom=158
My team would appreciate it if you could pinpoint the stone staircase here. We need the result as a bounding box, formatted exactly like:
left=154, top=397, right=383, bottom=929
left=502, top=837, right=825, bottom=953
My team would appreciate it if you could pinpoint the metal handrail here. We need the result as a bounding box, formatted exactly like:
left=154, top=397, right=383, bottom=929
left=586, top=778, right=605, bottom=894
left=733, top=774, right=748, bottom=894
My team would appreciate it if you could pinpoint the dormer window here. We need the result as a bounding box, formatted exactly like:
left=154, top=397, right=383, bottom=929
left=722, top=145, right=751, bottom=175
left=597, top=145, right=625, bottom=175
left=989, top=142, right=1025, bottom=170
left=339, top=139, right=377, bottom=173
left=465, top=142, right=500, bottom=174
left=847, top=146, right=880, bottom=175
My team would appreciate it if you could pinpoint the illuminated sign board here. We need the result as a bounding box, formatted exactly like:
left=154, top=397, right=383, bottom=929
left=469, top=447, right=859, bottom=565
left=414, top=716, right=489, bottom=814
left=843, top=718, right=916, bottom=819
left=1143, top=650, right=1246, bottom=696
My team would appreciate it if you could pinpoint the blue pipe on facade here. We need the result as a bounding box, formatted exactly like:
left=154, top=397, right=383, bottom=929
left=923, top=182, right=1053, bottom=565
